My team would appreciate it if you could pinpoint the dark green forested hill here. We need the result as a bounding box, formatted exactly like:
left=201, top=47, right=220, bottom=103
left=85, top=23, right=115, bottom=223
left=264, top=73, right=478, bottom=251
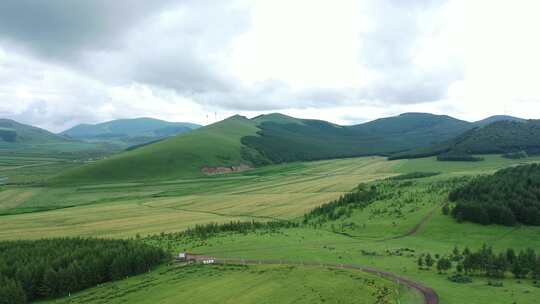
left=55, top=112, right=531, bottom=183
left=391, top=120, right=540, bottom=159
left=56, top=113, right=474, bottom=183
left=449, top=164, right=540, bottom=226
left=242, top=113, right=472, bottom=163
left=473, top=115, right=526, bottom=127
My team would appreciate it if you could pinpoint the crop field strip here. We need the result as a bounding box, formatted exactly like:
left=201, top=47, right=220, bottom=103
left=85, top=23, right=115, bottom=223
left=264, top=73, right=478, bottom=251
left=3, top=155, right=540, bottom=241
left=0, top=156, right=398, bottom=240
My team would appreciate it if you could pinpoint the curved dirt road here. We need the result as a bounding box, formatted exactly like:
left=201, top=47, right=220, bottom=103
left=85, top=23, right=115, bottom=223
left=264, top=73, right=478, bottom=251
left=185, top=254, right=438, bottom=304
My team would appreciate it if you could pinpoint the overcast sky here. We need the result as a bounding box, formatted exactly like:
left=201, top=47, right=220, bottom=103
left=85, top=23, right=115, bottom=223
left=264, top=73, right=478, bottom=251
left=1, top=0, right=539, bottom=132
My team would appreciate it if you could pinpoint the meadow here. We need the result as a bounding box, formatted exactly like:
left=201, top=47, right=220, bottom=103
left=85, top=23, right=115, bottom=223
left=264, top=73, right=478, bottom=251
left=44, top=263, right=422, bottom=304
left=0, top=156, right=397, bottom=239
left=3, top=153, right=540, bottom=303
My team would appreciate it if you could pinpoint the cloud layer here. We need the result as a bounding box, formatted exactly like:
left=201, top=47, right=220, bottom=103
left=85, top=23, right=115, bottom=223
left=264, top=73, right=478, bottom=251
left=0, top=0, right=539, bottom=131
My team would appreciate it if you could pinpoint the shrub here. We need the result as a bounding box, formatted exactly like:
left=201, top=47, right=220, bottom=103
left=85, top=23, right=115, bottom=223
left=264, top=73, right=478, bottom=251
left=448, top=274, right=473, bottom=283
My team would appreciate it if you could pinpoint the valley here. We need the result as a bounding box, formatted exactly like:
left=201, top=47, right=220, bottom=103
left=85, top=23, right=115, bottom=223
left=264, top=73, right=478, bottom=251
left=2, top=152, right=540, bottom=303
left=2, top=115, right=540, bottom=304
left=3, top=3, right=539, bottom=303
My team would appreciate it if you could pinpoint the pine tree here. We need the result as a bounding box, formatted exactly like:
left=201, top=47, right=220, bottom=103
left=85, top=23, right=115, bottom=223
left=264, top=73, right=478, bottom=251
left=436, top=257, right=452, bottom=273
left=506, top=248, right=516, bottom=265
left=425, top=254, right=434, bottom=268
left=452, top=245, right=461, bottom=261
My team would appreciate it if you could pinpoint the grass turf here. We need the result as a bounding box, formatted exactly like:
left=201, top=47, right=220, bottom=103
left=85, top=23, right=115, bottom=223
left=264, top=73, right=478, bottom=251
left=44, top=263, right=421, bottom=304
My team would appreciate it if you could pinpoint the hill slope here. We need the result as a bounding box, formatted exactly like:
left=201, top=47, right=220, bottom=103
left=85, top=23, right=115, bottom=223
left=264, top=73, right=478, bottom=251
left=450, top=163, right=540, bottom=226
left=242, top=113, right=472, bottom=163
left=54, top=116, right=264, bottom=183
left=0, top=119, right=66, bottom=143
left=392, top=120, right=540, bottom=159
left=61, top=118, right=200, bottom=148
left=473, top=115, right=525, bottom=127
left=57, top=112, right=534, bottom=183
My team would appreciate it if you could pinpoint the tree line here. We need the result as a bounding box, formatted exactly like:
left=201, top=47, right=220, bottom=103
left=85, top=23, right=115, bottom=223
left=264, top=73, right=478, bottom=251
left=418, top=245, right=540, bottom=281
left=503, top=150, right=528, bottom=159
left=303, top=184, right=379, bottom=224
left=148, top=220, right=299, bottom=241
left=437, top=152, right=484, bottom=162
left=449, top=164, right=540, bottom=226
left=0, top=238, right=166, bottom=303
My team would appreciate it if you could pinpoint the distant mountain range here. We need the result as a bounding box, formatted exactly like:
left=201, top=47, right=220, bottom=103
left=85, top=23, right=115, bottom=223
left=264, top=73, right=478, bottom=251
left=61, top=118, right=201, bottom=148
left=52, top=112, right=533, bottom=183
left=0, top=119, right=65, bottom=143
left=2, top=112, right=535, bottom=181
left=0, top=119, right=112, bottom=156
left=0, top=117, right=200, bottom=156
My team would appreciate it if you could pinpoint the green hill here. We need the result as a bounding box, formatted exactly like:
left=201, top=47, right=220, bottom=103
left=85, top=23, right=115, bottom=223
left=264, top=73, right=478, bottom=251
left=242, top=112, right=472, bottom=163
left=61, top=118, right=200, bottom=148
left=53, top=115, right=265, bottom=183
left=391, top=120, right=540, bottom=159
left=473, top=115, right=525, bottom=127
left=55, top=112, right=485, bottom=183
left=0, top=119, right=114, bottom=157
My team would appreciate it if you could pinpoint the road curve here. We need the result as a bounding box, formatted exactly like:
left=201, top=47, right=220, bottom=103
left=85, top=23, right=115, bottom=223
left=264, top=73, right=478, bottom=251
left=185, top=254, right=438, bottom=304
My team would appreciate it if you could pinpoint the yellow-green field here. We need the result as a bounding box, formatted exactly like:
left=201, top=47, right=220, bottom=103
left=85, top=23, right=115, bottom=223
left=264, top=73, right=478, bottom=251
left=0, top=157, right=397, bottom=239
left=2, top=155, right=540, bottom=240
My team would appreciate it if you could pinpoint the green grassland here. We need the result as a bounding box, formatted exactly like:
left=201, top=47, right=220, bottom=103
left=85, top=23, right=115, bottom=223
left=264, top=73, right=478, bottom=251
left=3, top=153, right=540, bottom=303
left=45, top=264, right=421, bottom=304
left=151, top=178, right=540, bottom=304
left=2, top=155, right=540, bottom=240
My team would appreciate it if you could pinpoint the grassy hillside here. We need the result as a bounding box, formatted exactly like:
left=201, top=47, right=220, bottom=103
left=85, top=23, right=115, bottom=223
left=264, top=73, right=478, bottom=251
left=54, top=112, right=533, bottom=183
left=47, top=264, right=416, bottom=304
left=62, top=117, right=200, bottom=148
left=242, top=113, right=472, bottom=163
left=392, top=120, right=540, bottom=159
left=53, top=115, right=264, bottom=183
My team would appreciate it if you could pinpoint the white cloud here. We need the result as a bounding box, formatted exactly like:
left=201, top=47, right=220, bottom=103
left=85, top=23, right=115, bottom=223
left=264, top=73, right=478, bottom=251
left=1, top=0, right=540, bottom=132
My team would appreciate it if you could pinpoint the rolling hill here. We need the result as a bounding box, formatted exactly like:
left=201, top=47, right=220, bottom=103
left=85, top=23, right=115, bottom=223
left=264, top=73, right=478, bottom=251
left=61, top=118, right=200, bottom=148
left=53, top=115, right=265, bottom=183
left=241, top=113, right=472, bottom=163
left=391, top=119, right=540, bottom=159
left=0, top=119, right=114, bottom=156
left=472, top=115, right=526, bottom=127
left=54, top=112, right=494, bottom=183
